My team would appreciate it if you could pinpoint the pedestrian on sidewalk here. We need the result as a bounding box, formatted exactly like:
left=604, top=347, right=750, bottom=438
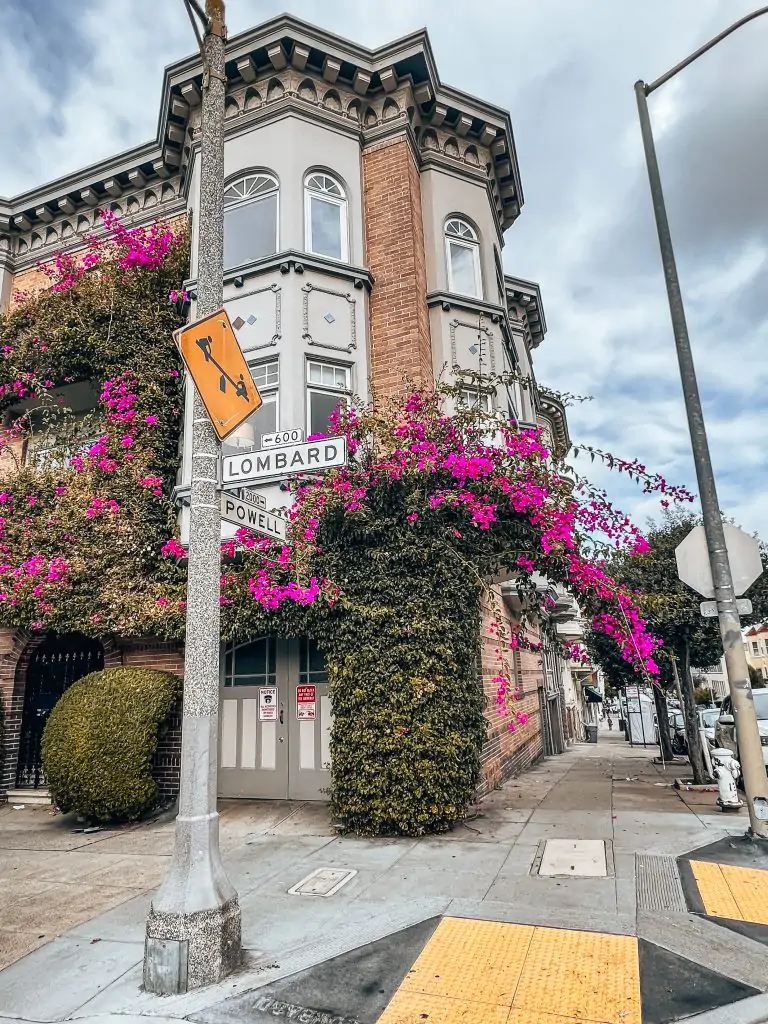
left=607, top=713, right=613, bottom=730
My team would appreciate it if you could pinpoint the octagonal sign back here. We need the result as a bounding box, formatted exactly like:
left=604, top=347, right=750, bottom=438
left=675, top=523, right=763, bottom=599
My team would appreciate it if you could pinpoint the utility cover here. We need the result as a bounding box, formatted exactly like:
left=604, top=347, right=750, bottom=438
left=539, top=839, right=607, bottom=877
left=675, top=524, right=763, bottom=599
left=288, top=867, right=357, bottom=897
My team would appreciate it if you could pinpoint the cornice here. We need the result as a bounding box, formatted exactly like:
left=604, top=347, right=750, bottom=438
left=10, top=192, right=187, bottom=274
left=1, top=15, right=522, bottom=241
left=505, top=274, right=546, bottom=348
left=184, top=249, right=374, bottom=293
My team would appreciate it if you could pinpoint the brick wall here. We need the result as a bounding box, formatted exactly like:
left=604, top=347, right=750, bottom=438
left=0, top=630, right=37, bottom=794
left=362, top=136, right=433, bottom=397
left=121, top=640, right=185, bottom=801
left=477, top=595, right=544, bottom=796
left=0, top=633, right=185, bottom=803
left=8, top=266, right=51, bottom=309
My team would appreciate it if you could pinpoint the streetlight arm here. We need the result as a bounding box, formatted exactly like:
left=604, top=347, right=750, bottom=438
left=645, top=5, right=768, bottom=94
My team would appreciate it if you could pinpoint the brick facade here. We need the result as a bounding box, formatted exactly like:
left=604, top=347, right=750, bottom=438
left=121, top=640, right=185, bottom=801
left=360, top=134, right=548, bottom=796
left=0, top=631, right=184, bottom=804
left=362, top=135, right=433, bottom=397
left=477, top=597, right=545, bottom=796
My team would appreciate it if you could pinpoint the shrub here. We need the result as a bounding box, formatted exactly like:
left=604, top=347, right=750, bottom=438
left=42, top=667, right=180, bottom=822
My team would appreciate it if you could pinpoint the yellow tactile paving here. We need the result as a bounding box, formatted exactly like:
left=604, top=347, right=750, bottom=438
left=689, top=861, right=741, bottom=920
left=690, top=859, right=768, bottom=925
left=513, top=927, right=641, bottom=1024
left=398, top=917, right=534, bottom=1005
left=378, top=917, right=642, bottom=1024
left=508, top=1013, right=596, bottom=1024
left=378, top=990, right=512, bottom=1023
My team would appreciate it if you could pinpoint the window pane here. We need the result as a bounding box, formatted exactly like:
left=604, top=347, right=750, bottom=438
left=300, top=638, right=328, bottom=684
left=224, top=194, right=277, bottom=269
left=308, top=363, right=322, bottom=384
left=449, top=241, right=478, bottom=296
left=223, top=396, right=276, bottom=452
left=251, top=361, right=279, bottom=389
left=310, top=196, right=343, bottom=259
left=309, top=389, right=344, bottom=436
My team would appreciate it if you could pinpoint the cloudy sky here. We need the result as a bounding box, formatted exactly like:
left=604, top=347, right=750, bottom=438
left=1, top=1, right=766, bottom=540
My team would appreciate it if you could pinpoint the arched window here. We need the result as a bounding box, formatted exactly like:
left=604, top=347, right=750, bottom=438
left=445, top=217, right=482, bottom=299
left=223, top=172, right=279, bottom=270
left=304, top=171, right=348, bottom=261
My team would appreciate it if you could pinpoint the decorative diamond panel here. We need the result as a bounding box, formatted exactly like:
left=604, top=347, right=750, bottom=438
left=247, top=314, right=258, bottom=325
left=324, top=312, right=336, bottom=324
left=231, top=316, right=245, bottom=330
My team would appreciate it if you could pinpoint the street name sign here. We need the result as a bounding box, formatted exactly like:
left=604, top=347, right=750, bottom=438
left=261, top=428, right=304, bottom=449
left=240, top=488, right=267, bottom=510
left=700, top=598, right=753, bottom=618
left=220, top=492, right=287, bottom=542
left=175, top=308, right=262, bottom=441
left=675, top=523, right=763, bottom=599
left=222, top=436, right=347, bottom=487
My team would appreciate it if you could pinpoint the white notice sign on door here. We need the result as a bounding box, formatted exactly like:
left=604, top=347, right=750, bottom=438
left=259, top=686, right=278, bottom=721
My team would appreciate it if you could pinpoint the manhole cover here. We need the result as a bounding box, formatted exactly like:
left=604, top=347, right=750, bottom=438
left=288, top=867, right=357, bottom=897
left=539, top=839, right=607, bottom=877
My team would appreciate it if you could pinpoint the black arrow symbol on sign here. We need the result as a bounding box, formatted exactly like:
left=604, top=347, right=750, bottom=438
left=196, top=335, right=249, bottom=401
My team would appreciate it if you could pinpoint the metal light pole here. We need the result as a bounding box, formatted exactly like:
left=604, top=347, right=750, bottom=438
left=635, top=7, right=768, bottom=838
left=144, top=0, right=242, bottom=992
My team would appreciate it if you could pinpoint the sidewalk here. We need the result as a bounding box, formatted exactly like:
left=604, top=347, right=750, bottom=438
left=1, top=726, right=767, bottom=1024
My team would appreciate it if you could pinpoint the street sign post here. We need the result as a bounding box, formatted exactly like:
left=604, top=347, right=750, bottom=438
left=220, top=492, right=287, bottom=542
left=222, top=436, right=347, bottom=488
left=675, top=523, right=763, bottom=599
left=175, top=308, right=262, bottom=441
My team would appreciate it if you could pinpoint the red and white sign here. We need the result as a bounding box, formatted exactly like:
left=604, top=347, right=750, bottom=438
left=259, top=686, right=278, bottom=721
left=296, top=684, right=316, bottom=720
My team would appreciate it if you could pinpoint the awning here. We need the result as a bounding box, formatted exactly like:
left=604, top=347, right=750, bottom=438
left=583, top=685, right=603, bottom=703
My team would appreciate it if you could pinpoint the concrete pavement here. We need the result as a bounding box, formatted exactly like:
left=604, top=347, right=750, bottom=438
left=0, top=725, right=766, bottom=1023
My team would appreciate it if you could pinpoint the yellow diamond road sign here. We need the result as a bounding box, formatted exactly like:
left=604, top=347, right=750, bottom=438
left=174, top=308, right=262, bottom=441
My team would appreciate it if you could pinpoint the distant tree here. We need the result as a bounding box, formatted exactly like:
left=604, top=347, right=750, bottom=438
left=583, top=624, right=675, bottom=760
left=693, top=685, right=714, bottom=705
left=606, top=511, right=768, bottom=782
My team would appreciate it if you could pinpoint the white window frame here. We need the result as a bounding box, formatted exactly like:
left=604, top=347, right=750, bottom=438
left=459, top=387, right=494, bottom=413
left=445, top=217, right=482, bottom=299
left=223, top=172, right=279, bottom=269
left=306, top=360, right=351, bottom=436
left=304, top=172, right=348, bottom=262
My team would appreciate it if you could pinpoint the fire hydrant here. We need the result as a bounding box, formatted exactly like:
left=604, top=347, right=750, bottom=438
left=711, top=748, right=743, bottom=811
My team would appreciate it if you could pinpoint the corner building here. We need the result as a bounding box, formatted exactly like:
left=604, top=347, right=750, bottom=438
left=0, top=16, right=572, bottom=806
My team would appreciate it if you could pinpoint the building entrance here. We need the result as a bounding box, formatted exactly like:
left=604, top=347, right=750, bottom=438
left=17, top=633, right=104, bottom=788
left=218, top=635, right=331, bottom=800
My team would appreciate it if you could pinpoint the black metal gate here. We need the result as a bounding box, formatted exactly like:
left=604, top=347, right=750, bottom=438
left=16, top=633, right=104, bottom=788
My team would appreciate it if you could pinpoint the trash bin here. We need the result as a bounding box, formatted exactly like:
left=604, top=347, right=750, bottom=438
left=586, top=724, right=598, bottom=744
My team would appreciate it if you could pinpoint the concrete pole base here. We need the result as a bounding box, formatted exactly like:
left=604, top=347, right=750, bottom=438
left=144, top=896, right=241, bottom=994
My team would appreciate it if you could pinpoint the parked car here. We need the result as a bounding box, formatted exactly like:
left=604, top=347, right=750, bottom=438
left=715, top=691, right=768, bottom=772
left=698, top=707, right=720, bottom=747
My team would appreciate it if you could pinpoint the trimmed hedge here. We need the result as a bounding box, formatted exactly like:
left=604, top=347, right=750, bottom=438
left=42, top=667, right=180, bottom=822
